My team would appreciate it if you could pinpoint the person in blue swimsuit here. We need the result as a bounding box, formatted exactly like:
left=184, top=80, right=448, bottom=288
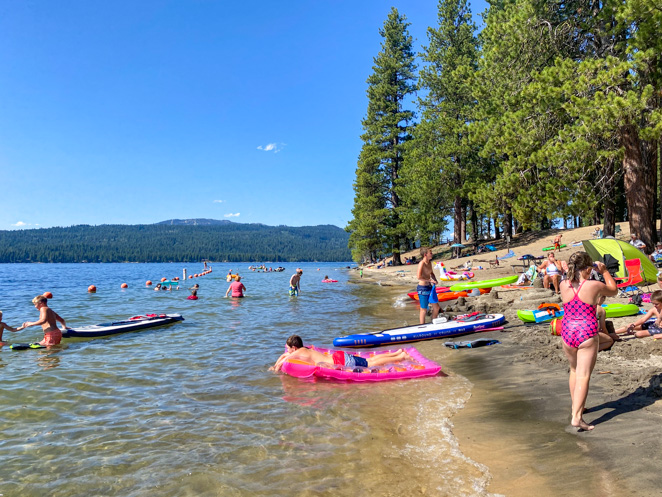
left=417, top=247, right=440, bottom=324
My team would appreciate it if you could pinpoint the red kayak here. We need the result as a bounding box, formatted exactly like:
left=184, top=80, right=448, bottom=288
left=407, top=287, right=491, bottom=302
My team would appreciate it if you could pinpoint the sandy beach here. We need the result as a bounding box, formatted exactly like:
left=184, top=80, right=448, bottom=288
left=360, top=222, right=662, bottom=496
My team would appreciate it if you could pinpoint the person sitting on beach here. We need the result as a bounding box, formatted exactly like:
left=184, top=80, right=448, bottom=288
left=595, top=295, right=619, bottom=351
left=270, top=335, right=413, bottom=372
left=417, top=247, right=441, bottom=324
left=225, top=275, right=246, bottom=298
left=289, top=269, right=303, bottom=296
left=0, top=310, right=19, bottom=342
left=537, top=252, right=564, bottom=294
left=629, top=233, right=646, bottom=251
left=19, top=295, right=68, bottom=346
left=189, top=283, right=199, bottom=297
left=615, top=290, right=662, bottom=338
left=559, top=252, right=617, bottom=431
left=649, top=242, right=662, bottom=264
left=553, top=233, right=563, bottom=251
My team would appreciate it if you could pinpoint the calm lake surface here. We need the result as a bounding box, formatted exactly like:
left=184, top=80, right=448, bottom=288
left=0, top=263, right=493, bottom=496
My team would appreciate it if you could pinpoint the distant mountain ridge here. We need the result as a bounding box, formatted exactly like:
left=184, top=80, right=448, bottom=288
left=157, top=218, right=237, bottom=226
left=0, top=220, right=351, bottom=263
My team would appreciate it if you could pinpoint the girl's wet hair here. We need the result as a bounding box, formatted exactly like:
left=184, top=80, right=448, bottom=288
left=286, top=335, right=304, bottom=348
left=566, top=251, right=594, bottom=283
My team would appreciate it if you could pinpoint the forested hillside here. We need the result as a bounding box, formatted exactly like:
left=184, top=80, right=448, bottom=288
left=0, top=222, right=351, bottom=263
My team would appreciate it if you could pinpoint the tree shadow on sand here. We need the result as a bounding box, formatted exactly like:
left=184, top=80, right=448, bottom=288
left=586, top=373, right=662, bottom=426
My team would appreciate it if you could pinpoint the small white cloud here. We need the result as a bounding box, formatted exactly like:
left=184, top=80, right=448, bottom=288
left=257, top=142, right=285, bottom=153
left=224, top=213, right=240, bottom=218
left=11, top=221, right=28, bottom=227
left=213, top=200, right=224, bottom=203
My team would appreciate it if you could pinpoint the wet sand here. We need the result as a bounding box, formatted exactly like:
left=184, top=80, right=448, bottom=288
left=360, top=222, right=662, bottom=496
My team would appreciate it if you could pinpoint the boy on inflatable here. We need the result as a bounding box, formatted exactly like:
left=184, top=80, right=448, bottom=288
left=270, top=335, right=412, bottom=372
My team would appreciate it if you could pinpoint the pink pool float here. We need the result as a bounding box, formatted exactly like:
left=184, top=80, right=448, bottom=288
left=280, top=345, right=442, bottom=382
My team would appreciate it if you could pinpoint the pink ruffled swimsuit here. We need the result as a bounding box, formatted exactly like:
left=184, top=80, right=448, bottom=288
left=561, top=280, right=598, bottom=348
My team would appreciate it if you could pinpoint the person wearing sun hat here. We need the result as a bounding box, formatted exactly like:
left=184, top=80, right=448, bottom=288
left=649, top=242, right=662, bottom=264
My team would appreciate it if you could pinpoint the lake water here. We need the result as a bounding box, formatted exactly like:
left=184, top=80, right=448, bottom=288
left=0, top=263, right=495, bottom=496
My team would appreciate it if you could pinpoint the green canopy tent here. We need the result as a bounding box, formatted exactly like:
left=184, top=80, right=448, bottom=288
left=582, top=238, right=657, bottom=284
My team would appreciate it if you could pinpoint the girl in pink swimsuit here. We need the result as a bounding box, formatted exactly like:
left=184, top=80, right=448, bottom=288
left=560, top=252, right=617, bottom=431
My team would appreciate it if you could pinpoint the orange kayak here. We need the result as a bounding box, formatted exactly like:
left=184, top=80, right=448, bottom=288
left=407, top=287, right=491, bottom=302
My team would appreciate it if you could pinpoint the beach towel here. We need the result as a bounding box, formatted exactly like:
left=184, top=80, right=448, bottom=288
left=444, top=338, right=500, bottom=349
left=429, top=284, right=439, bottom=304
left=498, top=249, right=515, bottom=260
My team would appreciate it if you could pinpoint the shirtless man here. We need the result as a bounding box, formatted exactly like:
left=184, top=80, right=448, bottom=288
left=417, top=247, right=440, bottom=324
left=553, top=233, right=563, bottom=251
left=20, top=295, right=67, bottom=346
left=270, top=335, right=412, bottom=372
left=289, top=268, right=303, bottom=296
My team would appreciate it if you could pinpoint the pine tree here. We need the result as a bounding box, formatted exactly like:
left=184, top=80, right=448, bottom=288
left=347, top=8, right=417, bottom=264
left=404, top=0, right=480, bottom=248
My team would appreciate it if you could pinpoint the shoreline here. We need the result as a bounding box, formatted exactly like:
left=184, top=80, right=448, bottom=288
left=358, top=223, right=662, bottom=495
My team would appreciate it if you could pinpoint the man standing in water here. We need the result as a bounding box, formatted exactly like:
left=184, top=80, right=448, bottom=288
left=289, top=268, right=303, bottom=296
left=20, top=295, right=68, bottom=346
left=417, top=247, right=440, bottom=324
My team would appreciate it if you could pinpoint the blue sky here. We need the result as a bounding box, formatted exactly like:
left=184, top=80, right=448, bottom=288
left=0, top=0, right=487, bottom=230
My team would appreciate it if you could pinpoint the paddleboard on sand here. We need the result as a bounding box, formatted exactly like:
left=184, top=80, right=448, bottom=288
left=333, top=313, right=506, bottom=348
left=449, top=275, right=518, bottom=292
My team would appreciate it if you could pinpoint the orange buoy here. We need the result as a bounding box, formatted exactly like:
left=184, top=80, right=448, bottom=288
left=146, top=280, right=152, bottom=286
left=88, top=285, right=97, bottom=293
left=121, top=283, right=128, bottom=289
left=189, top=275, right=193, bottom=279
left=161, top=277, right=167, bottom=282
left=43, top=291, right=53, bottom=299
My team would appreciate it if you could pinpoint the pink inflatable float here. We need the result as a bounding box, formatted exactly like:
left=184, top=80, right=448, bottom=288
left=280, top=345, right=442, bottom=382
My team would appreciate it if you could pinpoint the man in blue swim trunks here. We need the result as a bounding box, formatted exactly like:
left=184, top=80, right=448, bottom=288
left=417, top=247, right=441, bottom=324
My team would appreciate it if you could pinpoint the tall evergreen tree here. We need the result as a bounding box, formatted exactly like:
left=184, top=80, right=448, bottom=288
left=405, top=0, right=480, bottom=247
left=347, top=8, right=417, bottom=264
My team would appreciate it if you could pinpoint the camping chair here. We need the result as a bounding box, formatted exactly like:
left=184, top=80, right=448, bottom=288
left=616, top=259, right=645, bottom=297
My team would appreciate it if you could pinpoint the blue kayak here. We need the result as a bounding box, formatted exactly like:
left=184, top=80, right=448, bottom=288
left=333, top=313, right=505, bottom=348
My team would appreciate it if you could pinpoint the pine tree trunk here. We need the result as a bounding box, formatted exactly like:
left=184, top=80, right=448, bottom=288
left=622, top=124, right=655, bottom=251
left=454, top=195, right=462, bottom=257
left=602, top=160, right=616, bottom=237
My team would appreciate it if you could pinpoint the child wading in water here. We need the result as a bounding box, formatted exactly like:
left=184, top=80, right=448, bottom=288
left=0, top=311, right=20, bottom=343
left=616, top=290, right=662, bottom=338
left=270, top=335, right=412, bottom=372
left=20, top=295, right=68, bottom=346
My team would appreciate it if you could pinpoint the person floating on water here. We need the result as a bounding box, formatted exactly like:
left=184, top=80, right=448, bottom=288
left=289, top=268, right=303, bottom=296
left=19, top=295, right=68, bottom=346
left=0, top=310, right=20, bottom=342
left=270, top=335, right=412, bottom=372
left=225, top=275, right=246, bottom=298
